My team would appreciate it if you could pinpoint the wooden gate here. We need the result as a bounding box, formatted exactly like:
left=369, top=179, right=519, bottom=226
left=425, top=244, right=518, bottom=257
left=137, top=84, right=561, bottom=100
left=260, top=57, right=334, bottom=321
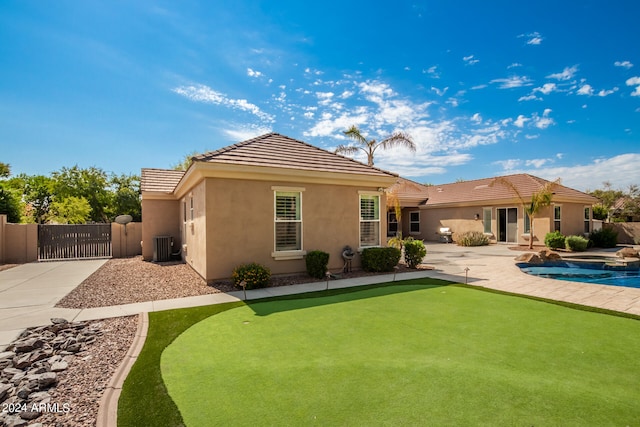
left=38, top=224, right=112, bottom=260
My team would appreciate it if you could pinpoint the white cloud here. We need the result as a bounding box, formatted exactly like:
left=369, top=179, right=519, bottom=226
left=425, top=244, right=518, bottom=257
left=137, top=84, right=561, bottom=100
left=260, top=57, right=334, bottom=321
left=471, top=113, right=482, bottom=123
left=316, top=91, right=335, bottom=106
left=493, top=159, right=521, bottom=170
left=525, top=158, right=550, bottom=168
left=471, top=84, right=487, bottom=90
left=340, top=90, right=354, bottom=99
left=514, top=115, right=529, bottom=128
left=490, top=75, right=533, bottom=89
left=577, top=84, right=594, bottom=96
left=614, top=60, right=634, bottom=69
left=536, top=83, right=557, bottom=95
left=431, top=86, right=448, bottom=96
left=172, top=84, right=274, bottom=122
left=518, top=32, right=544, bottom=45
left=597, top=87, right=618, bottom=97
left=508, top=63, right=523, bottom=69
left=532, top=109, right=555, bottom=129
left=626, top=76, right=640, bottom=96
left=463, top=55, right=479, bottom=65
left=509, top=153, right=640, bottom=191
left=547, top=65, right=579, bottom=81
left=247, top=68, right=263, bottom=78
left=519, top=94, right=541, bottom=102
left=223, top=124, right=273, bottom=141
left=423, top=66, right=440, bottom=78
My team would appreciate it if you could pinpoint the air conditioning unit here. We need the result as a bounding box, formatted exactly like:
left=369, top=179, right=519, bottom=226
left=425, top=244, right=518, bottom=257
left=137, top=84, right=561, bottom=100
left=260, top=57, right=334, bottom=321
left=153, top=236, right=172, bottom=262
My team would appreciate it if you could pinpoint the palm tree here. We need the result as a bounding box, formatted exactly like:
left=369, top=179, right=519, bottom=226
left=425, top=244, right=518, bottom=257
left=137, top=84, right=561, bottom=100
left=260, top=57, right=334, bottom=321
left=491, top=176, right=560, bottom=249
left=335, top=125, right=416, bottom=166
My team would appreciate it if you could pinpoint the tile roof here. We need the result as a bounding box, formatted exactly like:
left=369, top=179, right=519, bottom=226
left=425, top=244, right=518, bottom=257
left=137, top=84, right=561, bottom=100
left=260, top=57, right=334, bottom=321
left=141, top=168, right=185, bottom=193
left=192, top=132, right=397, bottom=178
left=424, top=174, right=599, bottom=206
left=387, top=177, right=430, bottom=207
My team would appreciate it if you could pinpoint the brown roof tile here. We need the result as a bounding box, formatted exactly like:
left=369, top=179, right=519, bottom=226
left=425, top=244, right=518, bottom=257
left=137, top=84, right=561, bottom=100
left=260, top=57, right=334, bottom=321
left=192, top=133, right=397, bottom=178
left=424, top=174, right=599, bottom=206
left=141, top=168, right=185, bottom=193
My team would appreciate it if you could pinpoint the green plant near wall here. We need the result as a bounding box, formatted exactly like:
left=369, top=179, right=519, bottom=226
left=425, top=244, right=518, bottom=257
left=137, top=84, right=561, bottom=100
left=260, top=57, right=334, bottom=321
left=545, top=231, right=566, bottom=250
left=305, top=250, right=330, bottom=279
left=361, top=247, right=401, bottom=272
left=403, top=239, right=427, bottom=268
left=232, top=263, right=271, bottom=289
left=565, top=235, right=588, bottom=252
left=589, top=228, right=618, bottom=248
left=456, top=231, right=490, bottom=247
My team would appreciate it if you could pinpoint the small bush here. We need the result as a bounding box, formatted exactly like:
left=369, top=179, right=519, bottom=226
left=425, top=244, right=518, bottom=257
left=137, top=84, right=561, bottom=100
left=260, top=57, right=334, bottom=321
left=403, top=239, right=427, bottom=268
left=589, top=227, right=618, bottom=248
left=231, top=263, right=271, bottom=289
left=545, top=231, right=566, bottom=249
left=305, top=250, right=330, bottom=279
left=361, top=247, right=401, bottom=272
left=565, top=235, right=588, bottom=252
left=456, top=231, right=489, bottom=247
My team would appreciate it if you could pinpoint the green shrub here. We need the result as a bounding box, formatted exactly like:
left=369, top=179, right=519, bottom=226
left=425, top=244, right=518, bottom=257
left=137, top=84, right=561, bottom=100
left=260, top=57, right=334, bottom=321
left=403, top=239, right=427, bottom=268
left=231, top=263, right=271, bottom=289
left=589, top=227, right=618, bottom=248
left=361, top=247, right=401, bottom=272
left=565, top=235, right=588, bottom=252
left=305, top=250, right=330, bottom=279
left=545, top=231, right=566, bottom=249
left=456, top=231, right=489, bottom=247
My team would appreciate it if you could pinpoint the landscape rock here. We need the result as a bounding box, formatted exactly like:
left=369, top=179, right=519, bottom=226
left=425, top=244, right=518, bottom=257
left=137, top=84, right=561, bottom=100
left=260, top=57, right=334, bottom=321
left=538, top=249, right=562, bottom=261
left=514, top=253, right=543, bottom=264
left=617, top=247, right=639, bottom=258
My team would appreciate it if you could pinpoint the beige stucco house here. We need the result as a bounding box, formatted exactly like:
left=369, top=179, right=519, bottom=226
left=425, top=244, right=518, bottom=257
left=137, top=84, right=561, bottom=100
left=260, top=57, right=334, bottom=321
left=141, top=133, right=397, bottom=282
left=388, top=174, right=599, bottom=246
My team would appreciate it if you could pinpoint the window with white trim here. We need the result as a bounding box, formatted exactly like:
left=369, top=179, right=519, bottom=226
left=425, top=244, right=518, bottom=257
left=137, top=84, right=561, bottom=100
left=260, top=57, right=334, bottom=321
left=409, top=211, right=420, bottom=234
left=554, top=205, right=561, bottom=232
left=360, top=194, right=380, bottom=247
left=584, top=207, right=591, bottom=234
left=388, top=211, right=398, bottom=235
left=274, top=191, right=302, bottom=252
left=483, top=207, right=492, bottom=234
left=524, top=212, right=531, bottom=234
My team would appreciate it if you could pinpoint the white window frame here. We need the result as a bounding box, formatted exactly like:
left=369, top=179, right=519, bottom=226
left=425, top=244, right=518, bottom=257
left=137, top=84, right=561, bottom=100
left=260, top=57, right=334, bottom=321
left=483, top=207, right=492, bottom=234
left=584, top=206, right=591, bottom=234
left=359, top=191, right=381, bottom=250
left=554, top=205, right=561, bottom=232
left=409, top=211, right=420, bottom=234
left=524, top=212, right=531, bottom=234
left=272, top=186, right=306, bottom=260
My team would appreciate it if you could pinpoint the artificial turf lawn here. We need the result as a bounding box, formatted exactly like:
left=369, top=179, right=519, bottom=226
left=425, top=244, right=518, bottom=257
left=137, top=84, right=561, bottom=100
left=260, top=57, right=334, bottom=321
left=157, top=281, right=640, bottom=426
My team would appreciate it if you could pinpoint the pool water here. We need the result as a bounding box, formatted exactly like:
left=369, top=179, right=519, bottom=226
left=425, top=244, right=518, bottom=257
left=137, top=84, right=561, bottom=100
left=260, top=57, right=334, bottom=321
left=518, top=262, right=640, bottom=289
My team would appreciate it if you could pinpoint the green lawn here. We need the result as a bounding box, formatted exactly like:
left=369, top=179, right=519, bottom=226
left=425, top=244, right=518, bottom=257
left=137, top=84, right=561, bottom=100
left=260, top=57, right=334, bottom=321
left=119, top=280, right=640, bottom=426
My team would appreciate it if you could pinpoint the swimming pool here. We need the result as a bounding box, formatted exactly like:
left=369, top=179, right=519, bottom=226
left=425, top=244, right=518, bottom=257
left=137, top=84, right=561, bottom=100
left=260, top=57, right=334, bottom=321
left=518, top=261, right=640, bottom=289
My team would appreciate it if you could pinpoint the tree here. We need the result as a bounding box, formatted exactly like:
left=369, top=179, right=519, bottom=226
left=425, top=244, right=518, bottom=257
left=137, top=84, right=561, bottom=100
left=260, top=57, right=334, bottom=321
left=335, top=125, right=416, bottom=166
left=0, top=183, right=21, bottom=222
left=47, top=196, right=92, bottom=224
left=0, top=162, right=10, bottom=178
left=51, top=166, right=110, bottom=222
left=172, top=151, right=201, bottom=171
left=491, top=177, right=559, bottom=249
left=108, top=174, right=141, bottom=221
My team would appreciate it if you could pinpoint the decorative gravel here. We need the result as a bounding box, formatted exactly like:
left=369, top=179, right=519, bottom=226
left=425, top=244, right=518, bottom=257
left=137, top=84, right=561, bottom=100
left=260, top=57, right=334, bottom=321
left=55, top=255, right=430, bottom=309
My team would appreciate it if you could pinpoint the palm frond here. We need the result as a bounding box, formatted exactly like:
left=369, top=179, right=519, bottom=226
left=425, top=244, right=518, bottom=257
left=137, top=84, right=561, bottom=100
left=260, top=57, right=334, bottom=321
left=343, top=125, right=368, bottom=145
left=378, top=132, right=416, bottom=152
left=334, top=145, right=360, bottom=156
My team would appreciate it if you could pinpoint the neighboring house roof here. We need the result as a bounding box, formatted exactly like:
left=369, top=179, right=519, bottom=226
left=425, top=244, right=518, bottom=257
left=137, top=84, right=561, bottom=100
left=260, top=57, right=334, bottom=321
left=387, top=177, right=430, bottom=207
left=422, top=174, right=599, bottom=207
left=192, top=132, right=397, bottom=178
left=141, top=168, right=185, bottom=193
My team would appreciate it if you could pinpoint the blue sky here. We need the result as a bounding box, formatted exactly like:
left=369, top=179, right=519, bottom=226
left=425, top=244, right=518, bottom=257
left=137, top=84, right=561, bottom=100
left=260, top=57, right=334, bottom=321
left=1, top=0, right=639, bottom=192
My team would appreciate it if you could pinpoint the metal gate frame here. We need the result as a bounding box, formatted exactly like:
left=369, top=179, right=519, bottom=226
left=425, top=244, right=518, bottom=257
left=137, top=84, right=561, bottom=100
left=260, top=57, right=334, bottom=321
left=38, top=224, right=112, bottom=260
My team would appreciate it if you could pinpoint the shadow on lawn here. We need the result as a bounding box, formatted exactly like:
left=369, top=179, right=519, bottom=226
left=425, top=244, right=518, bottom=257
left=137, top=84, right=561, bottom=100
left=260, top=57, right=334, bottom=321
left=245, top=278, right=452, bottom=317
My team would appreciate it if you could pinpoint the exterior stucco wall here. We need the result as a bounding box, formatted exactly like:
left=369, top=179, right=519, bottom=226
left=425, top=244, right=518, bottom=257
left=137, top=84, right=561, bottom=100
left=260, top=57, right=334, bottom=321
left=111, top=222, right=143, bottom=258
left=4, top=223, right=38, bottom=263
left=141, top=198, right=180, bottom=260
left=420, top=202, right=592, bottom=246
left=181, top=180, right=208, bottom=280
left=196, top=178, right=385, bottom=281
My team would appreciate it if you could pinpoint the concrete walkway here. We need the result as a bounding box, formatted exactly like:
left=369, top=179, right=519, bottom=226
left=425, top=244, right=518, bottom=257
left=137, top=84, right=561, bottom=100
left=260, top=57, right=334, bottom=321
left=2, top=244, right=640, bottom=349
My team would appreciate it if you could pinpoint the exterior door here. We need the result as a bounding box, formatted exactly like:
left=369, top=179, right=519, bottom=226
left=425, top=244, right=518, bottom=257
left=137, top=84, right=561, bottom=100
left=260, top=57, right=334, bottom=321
left=497, top=208, right=518, bottom=243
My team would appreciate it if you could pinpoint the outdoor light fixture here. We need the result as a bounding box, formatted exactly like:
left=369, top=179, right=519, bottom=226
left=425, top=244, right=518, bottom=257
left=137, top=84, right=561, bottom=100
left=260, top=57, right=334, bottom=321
left=474, top=213, right=480, bottom=220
